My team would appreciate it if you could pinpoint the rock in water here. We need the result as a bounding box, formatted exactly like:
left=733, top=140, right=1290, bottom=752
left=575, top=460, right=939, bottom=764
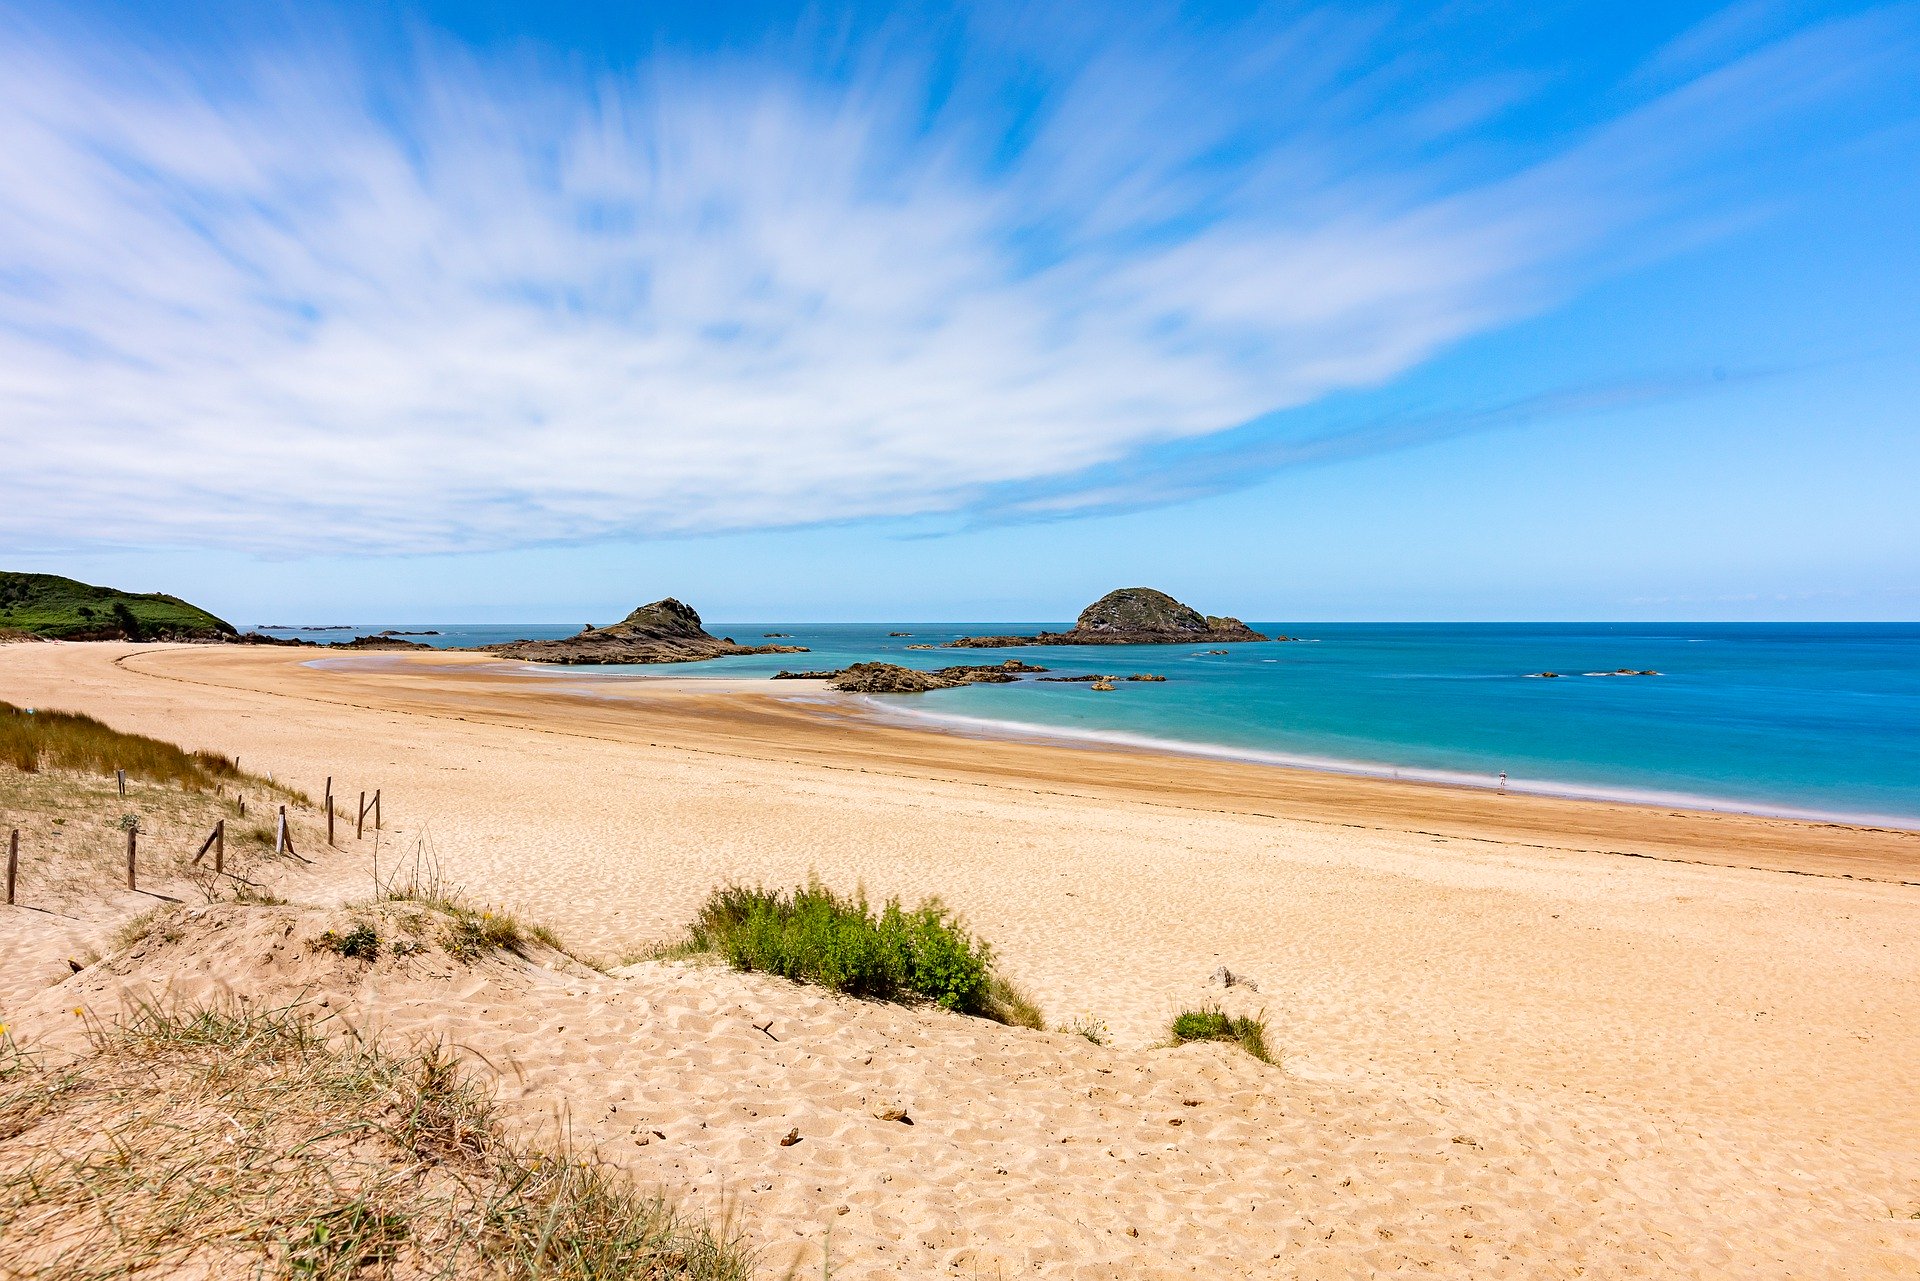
left=822, top=660, right=1050, bottom=693
left=945, top=588, right=1270, bottom=648
left=484, top=598, right=810, bottom=666
left=827, top=663, right=959, bottom=693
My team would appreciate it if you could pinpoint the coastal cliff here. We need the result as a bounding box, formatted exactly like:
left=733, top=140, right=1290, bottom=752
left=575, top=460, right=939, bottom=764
left=485, top=598, right=808, bottom=665
left=946, top=588, right=1269, bottom=648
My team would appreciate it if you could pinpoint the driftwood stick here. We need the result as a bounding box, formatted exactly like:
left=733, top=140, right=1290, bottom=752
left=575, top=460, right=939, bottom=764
left=192, top=823, right=220, bottom=866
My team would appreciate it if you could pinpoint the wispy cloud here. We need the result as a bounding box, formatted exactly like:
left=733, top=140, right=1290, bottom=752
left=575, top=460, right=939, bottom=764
left=0, top=4, right=1906, bottom=555
left=959, top=369, right=1768, bottom=527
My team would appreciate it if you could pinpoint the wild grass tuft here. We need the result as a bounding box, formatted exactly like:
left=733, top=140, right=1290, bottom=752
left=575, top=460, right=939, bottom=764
left=1168, top=1006, right=1273, bottom=1063
left=111, top=905, right=183, bottom=953
left=317, top=922, right=381, bottom=960
left=0, top=1000, right=753, bottom=1280
left=1060, top=1014, right=1110, bottom=1046
left=369, top=842, right=586, bottom=967
left=676, top=881, right=1040, bottom=1027
left=0, top=700, right=301, bottom=800
left=981, top=975, right=1046, bottom=1030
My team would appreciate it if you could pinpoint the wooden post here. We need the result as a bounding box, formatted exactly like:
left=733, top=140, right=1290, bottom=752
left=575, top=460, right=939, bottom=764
left=193, top=820, right=225, bottom=867
left=357, top=791, right=366, bottom=840
left=374, top=790, right=381, bottom=831
left=214, top=819, right=224, bottom=875
left=325, top=776, right=335, bottom=846
left=239, top=795, right=246, bottom=818
left=6, top=829, right=16, bottom=906
left=276, top=806, right=287, bottom=856
left=126, top=826, right=136, bottom=891
left=116, top=768, right=126, bottom=798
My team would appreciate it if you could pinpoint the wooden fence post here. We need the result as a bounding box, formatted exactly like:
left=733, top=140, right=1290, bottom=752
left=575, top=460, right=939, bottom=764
left=325, top=776, right=335, bottom=847
left=357, top=791, right=366, bottom=840
left=374, top=790, right=381, bottom=831
left=116, top=768, right=126, bottom=798
left=193, top=820, right=226, bottom=869
left=276, top=806, right=288, bottom=856
left=215, top=819, right=224, bottom=875
left=6, top=829, right=16, bottom=906
left=126, top=826, right=137, bottom=891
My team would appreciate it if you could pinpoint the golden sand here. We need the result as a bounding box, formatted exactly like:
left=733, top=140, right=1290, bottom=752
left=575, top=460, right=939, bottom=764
left=4, top=641, right=1918, bottom=1277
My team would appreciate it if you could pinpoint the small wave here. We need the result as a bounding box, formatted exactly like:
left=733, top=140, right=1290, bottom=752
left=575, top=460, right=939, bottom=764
left=853, top=699, right=1917, bottom=829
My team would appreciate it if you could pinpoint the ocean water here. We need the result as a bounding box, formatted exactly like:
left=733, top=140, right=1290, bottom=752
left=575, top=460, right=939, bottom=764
left=262, top=621, right=1920, bottom=826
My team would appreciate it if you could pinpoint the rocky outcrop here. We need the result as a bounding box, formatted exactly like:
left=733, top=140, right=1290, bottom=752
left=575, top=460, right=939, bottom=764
left=946, top=588, right=1269, bottom=648
left=825, top=664, right=960, bottom=694
left=328, top=635, right=430, bottom=651
left=485, top=599, right=808, bottom=666
left=772, top=659, right=1048, bottom=694
left=1036, top=672, right=1166, bottom=683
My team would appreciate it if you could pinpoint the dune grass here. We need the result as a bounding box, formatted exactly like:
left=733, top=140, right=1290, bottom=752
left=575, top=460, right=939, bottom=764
left=366, top=844, right=602, bottom=969
left=675, top=882, right=1044, bottom=1028
left=1060, top=1014, right=1110, bottom=1046
left=1168, top=1007, right=1273, bottom=1063
left=0, top=699, right=292, bottom=797
left=0, top=1001, right=752, bottom=1280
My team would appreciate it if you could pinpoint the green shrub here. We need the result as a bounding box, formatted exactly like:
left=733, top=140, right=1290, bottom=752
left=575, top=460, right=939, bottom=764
left=318, top=924, right=380, bottom=960
left=682, top=882, right=1026, bottom=1020
left=1169, top=1006, right=1273, bottom=1063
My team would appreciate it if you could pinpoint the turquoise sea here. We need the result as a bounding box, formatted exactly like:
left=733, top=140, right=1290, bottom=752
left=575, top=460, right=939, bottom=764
left=267, top=622, right=1920, bottom=827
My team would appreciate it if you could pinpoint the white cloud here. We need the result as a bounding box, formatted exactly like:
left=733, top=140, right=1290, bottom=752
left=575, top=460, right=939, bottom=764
left=0, top=8, right=1896, bottom=554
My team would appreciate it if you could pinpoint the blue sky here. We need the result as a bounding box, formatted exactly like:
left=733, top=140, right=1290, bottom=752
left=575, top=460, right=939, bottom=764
left=2, top=1, right=1916, bottom=623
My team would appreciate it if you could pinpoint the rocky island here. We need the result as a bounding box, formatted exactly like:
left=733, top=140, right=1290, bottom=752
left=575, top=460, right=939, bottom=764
left=485, top=598, right=808, bottom=665
left=944, top=587, right=1269, bottom=648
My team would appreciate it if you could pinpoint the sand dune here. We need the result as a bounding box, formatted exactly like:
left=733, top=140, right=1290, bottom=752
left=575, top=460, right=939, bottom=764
left=3, top=642, right=1919, bottom=1276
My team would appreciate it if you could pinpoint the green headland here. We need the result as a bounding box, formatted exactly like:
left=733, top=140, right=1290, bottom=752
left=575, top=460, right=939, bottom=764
left=0, top=572, right=236, bottom=641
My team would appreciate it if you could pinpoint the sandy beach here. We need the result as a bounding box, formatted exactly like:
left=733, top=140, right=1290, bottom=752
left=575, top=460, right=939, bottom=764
left=4, top=640, right=1919, bottom=1277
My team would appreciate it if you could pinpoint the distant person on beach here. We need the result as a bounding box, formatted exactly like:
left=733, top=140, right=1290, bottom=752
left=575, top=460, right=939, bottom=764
left=1498, top=771, right=1507, bottom=792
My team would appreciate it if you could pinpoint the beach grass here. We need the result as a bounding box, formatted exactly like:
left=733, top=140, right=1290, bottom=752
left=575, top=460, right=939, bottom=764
left=676, top=881, right=1042, bottom=1026
left=1060, top=1014, right=1110, bottom=1045
left=0, top=1000, right=753, bottom=1280
left=368, top=843, right=604, bottom=969
left=1, top=699, right=295, bottom=798
left=1169, top=1007, right=1273, bottom=1063
left=0, top=761, right=316, bottom=913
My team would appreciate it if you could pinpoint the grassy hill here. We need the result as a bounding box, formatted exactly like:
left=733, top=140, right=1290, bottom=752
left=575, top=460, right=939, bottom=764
left=0, top=572, right=236, bottom=641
